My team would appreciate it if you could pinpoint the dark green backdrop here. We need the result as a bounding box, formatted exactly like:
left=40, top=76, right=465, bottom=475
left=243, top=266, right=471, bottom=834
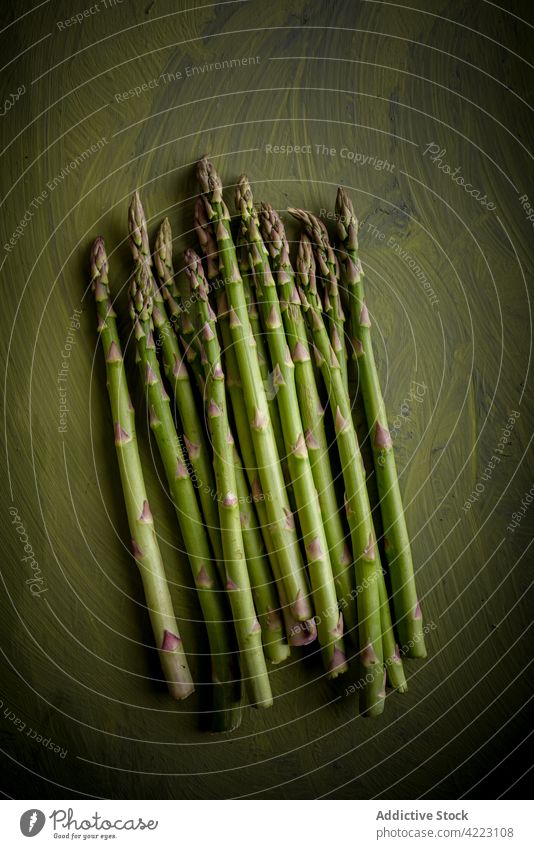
left=1, top=0, right=532, bottom=799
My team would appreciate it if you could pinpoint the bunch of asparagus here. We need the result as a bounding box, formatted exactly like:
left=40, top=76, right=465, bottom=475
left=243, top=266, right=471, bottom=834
left=88, top=158, right=426, bottom=730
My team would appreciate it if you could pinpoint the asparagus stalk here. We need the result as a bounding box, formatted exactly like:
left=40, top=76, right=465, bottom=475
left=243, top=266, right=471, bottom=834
left=195, top=157, right=312, bottom=622
left=185, top=248, right=273, bottom=708
left=153, top=215, right=205, bottom=394
left=89, top=237, right=194, bottom=700
left=335, top=188, right=426, bottom=658
left=217, top=290, right=318, bottom=649
left=296, top=232, right=385, bottom=715
left=235, top=229, right=289, bottom=477
left=378, top=565, right=408, bottom=692
left=230, top=437, right=290, bottom=663
left=130, top=200, right=221, bottom=567
left=194, top=198, right=303, bottom=648
left=288, top=208, right=407, bottom=688
left=289, top=208, right=349, bottom=392
left=152, top=213, right=288, bottom=663
left=259, top=203, right=357, bottom=639
left=129, top=260, right=241, bottom=728
left=236, top=177, right=347, bottom=678
left=237, top=233, right=297, bottom=518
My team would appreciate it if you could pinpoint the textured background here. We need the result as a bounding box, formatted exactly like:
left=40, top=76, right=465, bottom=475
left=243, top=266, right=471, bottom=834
left=1, top=0, right=533, bottom=800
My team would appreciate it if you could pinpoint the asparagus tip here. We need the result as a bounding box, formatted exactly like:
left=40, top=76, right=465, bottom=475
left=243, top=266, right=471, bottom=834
left=128, top=191, right=151, bottom=262
left=335, top=186, right=359, bottom=249
left=90, top=236, right=108, bottom=281
left=235, top=173, right=253, bottom=215
left=196, top=155, right=223, bottom=201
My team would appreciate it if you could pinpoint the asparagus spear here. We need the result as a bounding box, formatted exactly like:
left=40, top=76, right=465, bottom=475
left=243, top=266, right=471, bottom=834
left=289, top=208, right=349, bottom=392
left=185, top=248, right=273, bottom=708
left=152, top=213, right=288, bottom=663
left=298, top=221, right=407, bottom=692
left=292, top=213, right=407, bottom=688
left=89, top=237, right=194, bottom=700
left=195, top=157, right=312, bottom=622
left=296, top=232, right=385, bottom=715
left=154, top=214, right=289, bottom=663
left=235, top=227, right=289, bottom=476
left=287, top=210, right=407, bottom=688
left=238, top=229, right=285, bottom=440
left=193, top=199, right=298, bottom=653
left=259, top=203, right=357, bottom=640
left=217, top=290, right=318, bottom=649
left=236, top=177, right=346, bottom=678
left=230, top=437, right=290, bottom=663
left=378, top=565, right=408, bottom=692
left=153, top=215, right=205, bottom=395
left=335, top=188, right=426, bottom=658
left=129, top=260, right=241, bottom=728
left=130, top=199, right=220, bottom=566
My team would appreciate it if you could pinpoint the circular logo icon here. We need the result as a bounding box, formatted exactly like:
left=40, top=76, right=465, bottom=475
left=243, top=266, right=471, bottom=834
left=20, top=810, right=46, bottom=837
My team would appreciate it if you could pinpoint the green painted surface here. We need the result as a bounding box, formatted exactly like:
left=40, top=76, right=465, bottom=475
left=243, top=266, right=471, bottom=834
left=1, top=0, right=532, bottom=799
